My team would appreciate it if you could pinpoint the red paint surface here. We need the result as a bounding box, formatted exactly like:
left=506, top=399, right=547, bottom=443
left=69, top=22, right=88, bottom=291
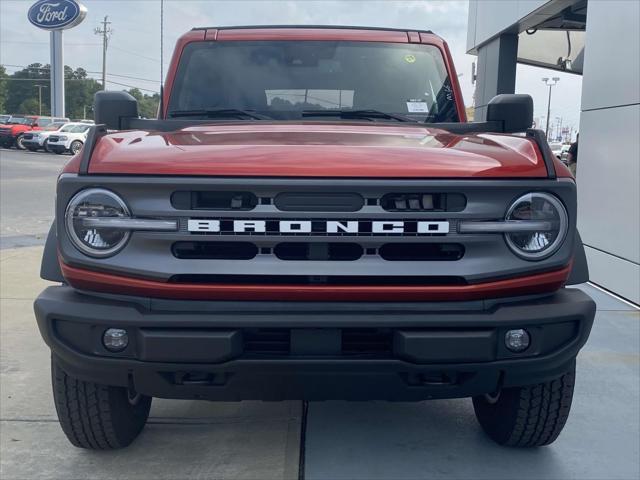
left=60, top=261, right=571, bottom=302
left=87, top=123, right=547, bottom=177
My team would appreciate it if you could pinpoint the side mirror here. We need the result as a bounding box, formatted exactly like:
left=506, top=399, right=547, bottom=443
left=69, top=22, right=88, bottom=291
left=486, top=94, right=533, bottom=133
left=94, top=91, right=138, bottom=130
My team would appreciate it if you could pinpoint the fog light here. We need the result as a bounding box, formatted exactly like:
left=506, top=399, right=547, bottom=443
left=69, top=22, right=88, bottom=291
left=505, top=329, right=530, bottom=352
left=103, top=328, right=128, bottom=352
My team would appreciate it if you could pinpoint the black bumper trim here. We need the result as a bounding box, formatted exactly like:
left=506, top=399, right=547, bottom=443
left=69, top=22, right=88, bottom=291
left=34, top=286, right=595, bottom=401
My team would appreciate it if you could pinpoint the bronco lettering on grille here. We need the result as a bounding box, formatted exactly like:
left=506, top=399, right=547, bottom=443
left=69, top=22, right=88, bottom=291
left=187, top=219, right=450, bottom=235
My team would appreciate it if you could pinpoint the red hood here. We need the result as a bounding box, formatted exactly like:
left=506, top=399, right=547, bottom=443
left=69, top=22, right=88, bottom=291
left=87, top=123, right=548, bottom=178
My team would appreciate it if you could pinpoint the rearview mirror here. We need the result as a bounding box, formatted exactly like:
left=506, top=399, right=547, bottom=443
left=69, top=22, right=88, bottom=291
left=94, top=91, right=138, bottom=130
left=486, top=94, right=533, bottom=133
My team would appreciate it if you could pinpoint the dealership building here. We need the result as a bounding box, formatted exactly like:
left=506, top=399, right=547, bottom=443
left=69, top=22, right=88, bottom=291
left=467, top=0, right=640, bottom=303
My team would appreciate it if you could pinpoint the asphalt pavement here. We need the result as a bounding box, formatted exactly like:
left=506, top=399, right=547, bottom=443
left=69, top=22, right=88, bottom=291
left=0, top=148, right=638, bottom=480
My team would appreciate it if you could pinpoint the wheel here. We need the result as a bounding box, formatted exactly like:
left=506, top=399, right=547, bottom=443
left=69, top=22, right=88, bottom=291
left=472, top=362, right=575, bottom=447
left=70, top=140, right=83, bottom=155
left=51, top=355, right=152, bottom=449
left=15, top=134, right=26, bottom=150
left=43, top=139, right=51, bottom=153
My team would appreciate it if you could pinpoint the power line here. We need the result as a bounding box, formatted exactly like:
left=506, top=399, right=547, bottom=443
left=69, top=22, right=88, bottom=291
left=2, top=64, right=158, bottom=83
left=110, top=45, right=160, bottom=63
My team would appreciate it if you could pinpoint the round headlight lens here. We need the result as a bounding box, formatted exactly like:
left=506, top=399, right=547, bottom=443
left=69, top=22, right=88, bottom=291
left=65, top=188, right=131, bottom=257
left=505, top=192, right=568, bottom=260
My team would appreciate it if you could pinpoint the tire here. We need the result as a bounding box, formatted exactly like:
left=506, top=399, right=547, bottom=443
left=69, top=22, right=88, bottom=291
left=43, top=139, right=51, bottom=153
left=15, top=134, right=26, bottom=150
left=51, top=355, right=152, bottom=449
left=472, top=362, right=575, bottom=447
left=70, top=140, right=83, bottom=155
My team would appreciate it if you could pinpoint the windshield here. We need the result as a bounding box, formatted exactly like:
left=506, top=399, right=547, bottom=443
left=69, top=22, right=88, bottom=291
left=168, top=41, right=458, bottom=122
left=9, top=117, right=28, bottom=125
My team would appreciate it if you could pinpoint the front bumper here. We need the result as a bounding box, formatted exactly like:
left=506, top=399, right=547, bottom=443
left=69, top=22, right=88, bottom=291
left=48, top=144, right=67, bottom=153
left=0, top=131, right=15, bottom=144
left=22, top=139, right=44, bottom=148
left=34, top=286, right=595, bottom=401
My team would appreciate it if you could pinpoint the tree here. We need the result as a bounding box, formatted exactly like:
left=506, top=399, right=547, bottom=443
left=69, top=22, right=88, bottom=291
left=127, top=88, right=160, bottom=119
left=0, top=65, right=8, bottom=112
left=4, top=63, right=51, bottom=115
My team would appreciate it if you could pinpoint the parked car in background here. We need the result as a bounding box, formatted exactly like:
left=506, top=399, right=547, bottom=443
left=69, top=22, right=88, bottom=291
left=21, top=122, right=76, bottom=152
left=46, top=123, right=92, bottom=155
left=0, top=114, right=11, bottom=124
left=560, top=144, right=571, bottom=164
left=0, top=115, right=70, bottom=149
left=549, top=142, right=563, bottom=159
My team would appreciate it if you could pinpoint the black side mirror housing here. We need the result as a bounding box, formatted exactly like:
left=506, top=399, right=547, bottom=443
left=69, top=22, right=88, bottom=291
left=94, top=91, right=138, bottom=130
left=486, top=94, right=533, bottom=133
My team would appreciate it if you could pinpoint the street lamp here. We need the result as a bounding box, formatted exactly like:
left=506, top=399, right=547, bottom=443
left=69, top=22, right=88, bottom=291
left=542, top=77, right=560, bottom=140
left=34, top=84, right=47, bottom=116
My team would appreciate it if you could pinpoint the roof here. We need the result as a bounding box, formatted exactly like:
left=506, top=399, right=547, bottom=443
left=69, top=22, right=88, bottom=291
left=192, top=25, right=434, bottom=34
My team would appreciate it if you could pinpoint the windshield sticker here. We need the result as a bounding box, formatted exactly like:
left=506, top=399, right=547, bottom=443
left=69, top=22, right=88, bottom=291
left=406, top=101, right=429, bottom=113
left=404, top=54, right=416, bottom=63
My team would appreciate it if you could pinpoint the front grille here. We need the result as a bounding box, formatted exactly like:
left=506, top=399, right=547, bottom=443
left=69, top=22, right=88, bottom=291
left=380, top=192, right=466, bottom=212
left=172, top=191, right=258, bottom=210
left=274, top=243, right=363, bottom=261
left=57, top=176, right=574, bottom=287
left=172, top=241, right=258, bottom=260
left=23, top=133, right=34, bottom=140
left=49, top=136, right=59, bottom=142
left=378, top=243, right=464, bottom=261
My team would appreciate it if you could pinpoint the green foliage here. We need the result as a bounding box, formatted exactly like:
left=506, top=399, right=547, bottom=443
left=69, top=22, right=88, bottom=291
left=1, top=64, right=157, bottom=119
left=0, top=65, right=7, bottom=112
left=126, top=88, right=160, bottom=118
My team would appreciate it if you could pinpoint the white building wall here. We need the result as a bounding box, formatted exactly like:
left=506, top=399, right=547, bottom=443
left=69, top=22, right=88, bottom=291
left=577, top=0, right=640, bottom=303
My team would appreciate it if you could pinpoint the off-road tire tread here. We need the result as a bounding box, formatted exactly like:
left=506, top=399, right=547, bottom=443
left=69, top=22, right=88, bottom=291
left=52, top=357, right=150, bottom=449
left=473, top=365, right=575, bottom=447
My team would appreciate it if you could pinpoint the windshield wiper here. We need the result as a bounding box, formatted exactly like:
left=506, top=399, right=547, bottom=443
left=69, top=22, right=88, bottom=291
left=168, top=109, right=272, bottom=120
left=301, top=109, right=416, bottom=123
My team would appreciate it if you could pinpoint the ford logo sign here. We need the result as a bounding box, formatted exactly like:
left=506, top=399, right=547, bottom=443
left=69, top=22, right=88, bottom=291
left=27, top=0, right=87, bottom=30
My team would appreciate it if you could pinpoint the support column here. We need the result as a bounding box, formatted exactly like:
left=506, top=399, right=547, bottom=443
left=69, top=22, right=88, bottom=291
left=474, top=33, right=518, bottom=120
left=50, top=30, right=65, bottom=117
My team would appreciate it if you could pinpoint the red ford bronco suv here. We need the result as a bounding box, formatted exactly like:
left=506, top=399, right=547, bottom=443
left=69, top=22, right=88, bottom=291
left=34, top=26, right=595, bottom=450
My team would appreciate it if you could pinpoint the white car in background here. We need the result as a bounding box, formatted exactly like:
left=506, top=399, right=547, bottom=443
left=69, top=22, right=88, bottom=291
left=46, top=123, right=92, bottom=155
left=21, top=122, right=68, bottom=152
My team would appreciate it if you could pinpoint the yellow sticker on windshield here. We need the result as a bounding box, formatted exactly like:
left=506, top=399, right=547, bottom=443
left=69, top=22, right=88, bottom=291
left=404, top=54, right=416, bottom=63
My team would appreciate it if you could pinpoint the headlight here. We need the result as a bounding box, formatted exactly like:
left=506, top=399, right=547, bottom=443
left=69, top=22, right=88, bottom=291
left=58, top=135, right=68, bottom=141
left=504, top=192, right=568, bottom=260
left=65, top=188, right=131, bottom=257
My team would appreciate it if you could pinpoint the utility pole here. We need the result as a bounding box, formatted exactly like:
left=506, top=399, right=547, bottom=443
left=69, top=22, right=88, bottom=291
left=94, top=16, right=112, bottom=90
left=34, top=85, right=46, bottom=116
left=541, top=77, right=560, bottom=141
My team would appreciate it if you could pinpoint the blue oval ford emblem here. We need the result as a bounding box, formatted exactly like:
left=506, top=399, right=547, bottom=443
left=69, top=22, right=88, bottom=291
left=28, top=0, right=87, bottom=30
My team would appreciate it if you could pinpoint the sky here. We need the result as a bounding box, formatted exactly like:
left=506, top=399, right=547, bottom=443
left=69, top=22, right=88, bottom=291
left=0, top=0, right=582, bottom=133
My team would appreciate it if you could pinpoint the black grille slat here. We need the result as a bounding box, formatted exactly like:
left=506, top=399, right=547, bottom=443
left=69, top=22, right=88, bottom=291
left=274, top=243, right=363, bottom=261
left=379, top=243, right=464, bottom=261
left=172, top=241, right=258, bottom=260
